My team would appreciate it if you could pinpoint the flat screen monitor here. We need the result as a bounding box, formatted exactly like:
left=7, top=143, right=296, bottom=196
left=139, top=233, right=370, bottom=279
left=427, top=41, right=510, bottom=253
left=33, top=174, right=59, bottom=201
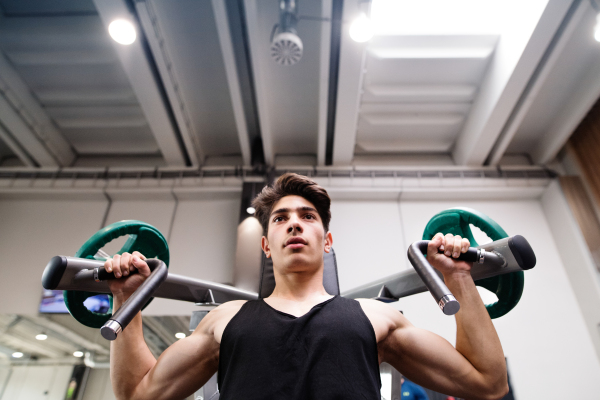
left=39, top=289, right=110, bottom=314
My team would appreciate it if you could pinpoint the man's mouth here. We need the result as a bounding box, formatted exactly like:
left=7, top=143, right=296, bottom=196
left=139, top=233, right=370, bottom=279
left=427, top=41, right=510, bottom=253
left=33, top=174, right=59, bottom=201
left=285, top=237, right=307, bottom=249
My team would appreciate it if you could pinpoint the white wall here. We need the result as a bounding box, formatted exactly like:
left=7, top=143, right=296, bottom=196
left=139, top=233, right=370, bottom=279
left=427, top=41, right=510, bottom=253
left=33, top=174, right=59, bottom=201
left=0, top=365, right=72, bottom=400
left=330, top=191, right=600, bottom=399
left=1, top=179, right=600, bottom=398
left=81, top=368, right=193, bottom=400
left=541, top=181, right=600, bottom=360
left=0, top=197, right=107, bottom=314
left=0, top=187, right=241, bottom=316
left=81, top=369, right=115, bottom=400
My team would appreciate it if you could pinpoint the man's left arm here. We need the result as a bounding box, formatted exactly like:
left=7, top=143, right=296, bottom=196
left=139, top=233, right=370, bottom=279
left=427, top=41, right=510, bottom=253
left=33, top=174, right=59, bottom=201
left=432, top=232, right=508, bottom=398
left=372, top=233, right=509, bottom=400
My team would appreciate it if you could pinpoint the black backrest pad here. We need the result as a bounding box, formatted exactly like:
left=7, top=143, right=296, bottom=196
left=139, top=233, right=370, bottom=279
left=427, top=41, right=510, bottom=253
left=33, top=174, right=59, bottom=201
left=258, top=249, right=340, bottom=298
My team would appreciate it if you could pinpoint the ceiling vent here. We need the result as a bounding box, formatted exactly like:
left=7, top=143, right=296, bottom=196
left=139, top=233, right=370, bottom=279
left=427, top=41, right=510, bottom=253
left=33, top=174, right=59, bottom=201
left=270, top=0, right=303, bottom=66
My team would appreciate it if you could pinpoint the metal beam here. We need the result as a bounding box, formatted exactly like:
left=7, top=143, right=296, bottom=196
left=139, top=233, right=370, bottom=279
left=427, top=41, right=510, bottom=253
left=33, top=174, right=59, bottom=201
left=242, top=0, right=275, bottom=165
left=0, top=53, right=75, bottom=166
left=317, top=0, right=333, bottom=166
left=92, top=0, right=187, bottom=166
left=135, top=0, right=202, bottom=167
left=487, top=0, right=586, bottom=165
left=331, top=0, right=368, bottom=165
left=212, top=0, right=252, bottom=166
left=0, top=122, right=35, bottom=166
left=452, top=0, right=574, bottom=165
left=533, top=59, right=600, bottom=164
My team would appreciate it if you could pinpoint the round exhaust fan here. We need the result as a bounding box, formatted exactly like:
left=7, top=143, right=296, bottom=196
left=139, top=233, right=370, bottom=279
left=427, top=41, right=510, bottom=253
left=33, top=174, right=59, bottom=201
left=270, top=0, right=303, bottom=66
left=270, top=32, right=303, bottom=66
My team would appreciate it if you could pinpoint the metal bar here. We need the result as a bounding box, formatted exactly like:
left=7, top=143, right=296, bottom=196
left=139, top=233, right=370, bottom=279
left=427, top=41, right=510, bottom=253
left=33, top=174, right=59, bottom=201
left=343, top=236, right=534, bottom=304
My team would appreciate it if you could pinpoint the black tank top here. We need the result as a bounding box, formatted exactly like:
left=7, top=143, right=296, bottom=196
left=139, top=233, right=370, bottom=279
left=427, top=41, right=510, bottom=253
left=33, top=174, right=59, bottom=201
left=218, top=296, right=381, bottom=400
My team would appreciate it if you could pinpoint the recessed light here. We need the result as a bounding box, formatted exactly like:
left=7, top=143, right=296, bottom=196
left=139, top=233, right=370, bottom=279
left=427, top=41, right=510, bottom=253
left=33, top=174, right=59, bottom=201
left=175, top=332, right=186, bottom=339
left=349, top=13, right=374, bottom=43
left=246, top=207, right=256, bottom=215
left=35, top=334, right=48, bottom=341
left=73, top=351, right=84, bottom=358
left=12, top=352, right=23, bottom=358
left=108, top=19, right=136, bottom=45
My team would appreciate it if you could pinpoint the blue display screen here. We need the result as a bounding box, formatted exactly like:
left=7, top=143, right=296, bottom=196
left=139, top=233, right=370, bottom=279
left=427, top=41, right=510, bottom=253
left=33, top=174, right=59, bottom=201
left=39, top=289, right=110, bottom=314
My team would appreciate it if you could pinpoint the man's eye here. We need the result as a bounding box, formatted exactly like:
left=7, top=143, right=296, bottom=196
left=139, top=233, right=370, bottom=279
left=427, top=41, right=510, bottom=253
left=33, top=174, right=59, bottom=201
left=305, top=214, right=315, bottom=219
left=273, top=216, right=284, bottom=222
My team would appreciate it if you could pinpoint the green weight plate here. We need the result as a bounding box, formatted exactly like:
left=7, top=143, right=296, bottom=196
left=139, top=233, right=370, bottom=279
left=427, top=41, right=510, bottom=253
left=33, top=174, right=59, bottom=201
left=423, top=207, right=524, bottom=319
left=64, top=220, right=169, bottom=328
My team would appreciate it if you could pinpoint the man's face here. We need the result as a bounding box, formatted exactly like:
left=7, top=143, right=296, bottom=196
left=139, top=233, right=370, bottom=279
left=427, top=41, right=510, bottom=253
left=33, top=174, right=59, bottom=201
left=261, top=195, right=332, bottom=273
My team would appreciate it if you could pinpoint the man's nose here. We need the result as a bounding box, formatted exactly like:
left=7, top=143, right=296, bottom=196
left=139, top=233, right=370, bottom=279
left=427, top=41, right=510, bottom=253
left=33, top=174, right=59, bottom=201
left=287, top=218, right=303, bottom=234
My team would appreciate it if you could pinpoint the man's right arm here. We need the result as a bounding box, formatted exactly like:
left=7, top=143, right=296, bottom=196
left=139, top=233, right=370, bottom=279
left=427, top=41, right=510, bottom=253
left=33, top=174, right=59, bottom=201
left=110, top=299, right=220, bottom=400
left=105, top=252, right=230, bottom=400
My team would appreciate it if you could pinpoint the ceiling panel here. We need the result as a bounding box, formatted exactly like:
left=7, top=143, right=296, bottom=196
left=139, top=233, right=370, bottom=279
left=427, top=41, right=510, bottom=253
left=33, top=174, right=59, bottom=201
left=0, top=12, right=164, bottom=164
left=507, top=4, right=600, bottom=155
left=0, top=0, right=597, bottom=170
left=244, top=0, right=324, bottom=160
left=148, top=0, right=241, bottom=158
left=0, top=0, right=97, bottom=15
left=353, top=33, right=497, bottom=156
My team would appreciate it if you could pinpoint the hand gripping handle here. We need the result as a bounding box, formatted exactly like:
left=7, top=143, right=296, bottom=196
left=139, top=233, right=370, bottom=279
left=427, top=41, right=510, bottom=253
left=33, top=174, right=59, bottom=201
left=100, top=259, right=168, bottom=340
left=407, top=241, right=479, bottom=315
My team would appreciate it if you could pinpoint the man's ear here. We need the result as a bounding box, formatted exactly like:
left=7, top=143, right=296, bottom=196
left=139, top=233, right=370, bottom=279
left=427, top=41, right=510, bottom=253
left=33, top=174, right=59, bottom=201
left=261, top=236, right=271, bottom=258
left=324, top=231, right=333, bottom=253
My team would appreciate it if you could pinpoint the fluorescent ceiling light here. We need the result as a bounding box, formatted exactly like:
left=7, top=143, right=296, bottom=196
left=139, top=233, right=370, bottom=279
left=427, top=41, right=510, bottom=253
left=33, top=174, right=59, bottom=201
left=370, top=0, right=548, bottom=36
left=73, top=351, right=84, bottom=357
left=175, top=332, right=186, bottom=339
left=12, top=352, right=23, bottom=358
left=108, top=19, right=137, bottom=45
left=349, top=13, right=374, bottom=43
left=595, top=14, right=600, bottom=42
left=35, top=334, right=48, bottom=341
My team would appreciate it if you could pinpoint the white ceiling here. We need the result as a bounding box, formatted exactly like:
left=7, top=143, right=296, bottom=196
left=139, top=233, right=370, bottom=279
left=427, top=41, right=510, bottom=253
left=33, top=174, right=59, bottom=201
left=0, top=0, right=598, bottom=169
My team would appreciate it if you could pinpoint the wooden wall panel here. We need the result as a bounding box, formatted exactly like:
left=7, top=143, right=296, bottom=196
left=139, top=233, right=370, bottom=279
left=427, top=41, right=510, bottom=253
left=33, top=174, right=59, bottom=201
left=569, top=97, right=600, bottom=206
left=559, top=176, right=600, bottom=272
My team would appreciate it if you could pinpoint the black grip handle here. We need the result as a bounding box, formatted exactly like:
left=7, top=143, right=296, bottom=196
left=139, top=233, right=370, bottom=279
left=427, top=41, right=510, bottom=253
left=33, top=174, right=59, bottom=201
left=439, top=247, right=479, bottom=263
left=100, top=259, right=168, bottom=340
left=97, top=267, right=139, bottom=280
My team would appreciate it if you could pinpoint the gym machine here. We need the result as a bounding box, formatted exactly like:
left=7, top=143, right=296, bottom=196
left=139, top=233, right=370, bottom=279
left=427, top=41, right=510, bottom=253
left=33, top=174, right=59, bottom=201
left=41, top=207, right=536, bottom=399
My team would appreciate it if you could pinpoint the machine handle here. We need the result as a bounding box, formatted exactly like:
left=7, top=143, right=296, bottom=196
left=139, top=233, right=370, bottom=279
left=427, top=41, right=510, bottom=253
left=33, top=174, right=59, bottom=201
left=100, top=259, right=168, bottom=340
left=42, top=256, right=168, bottom=340
left=407, top=242, right=482, bottom=315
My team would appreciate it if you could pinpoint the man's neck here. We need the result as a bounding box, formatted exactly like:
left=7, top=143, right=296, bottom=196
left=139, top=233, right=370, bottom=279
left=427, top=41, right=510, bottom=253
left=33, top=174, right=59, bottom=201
left=269, top=263, right=330, bottom=302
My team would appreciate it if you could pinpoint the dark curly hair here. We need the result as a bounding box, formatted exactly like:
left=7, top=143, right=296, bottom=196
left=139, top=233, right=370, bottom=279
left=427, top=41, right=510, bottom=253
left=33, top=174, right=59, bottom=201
left=252, top=173, right=331, bottom=235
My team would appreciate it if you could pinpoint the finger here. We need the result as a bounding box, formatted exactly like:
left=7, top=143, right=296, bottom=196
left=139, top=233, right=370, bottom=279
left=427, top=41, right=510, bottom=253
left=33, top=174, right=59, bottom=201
left=427, top=232, right=444, bottom=256
left=436, top=232, right=445, bottom=252
left=112, top=254, right=122, bottom=278
left=131, top=251, right=146, bottom=261
left=444, top=233, right=454, bottom=257
left=132, top=255, right=151, bottom=277
left=461, top=238, right=470, bottom=253
left=120, top=252, right=131, bottom=276
left=452, top=235, right=462, bottom=258
left=104, top=259, right=113, bottom=273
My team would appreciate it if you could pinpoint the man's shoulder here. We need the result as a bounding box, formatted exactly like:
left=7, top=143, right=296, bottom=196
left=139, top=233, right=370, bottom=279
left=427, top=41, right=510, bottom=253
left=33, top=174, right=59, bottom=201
left=356, top=298, right=399, bottom=315
left=353, top=298, right=410, bottom=343
left=210, top=300, right=249, bottom=321
left=195, top=300, right=249, bottom=343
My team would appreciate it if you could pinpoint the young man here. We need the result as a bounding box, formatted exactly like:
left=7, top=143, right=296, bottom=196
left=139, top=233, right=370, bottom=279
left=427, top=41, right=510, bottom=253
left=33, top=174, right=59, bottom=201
left=104, top=173, right=509, bottom=400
